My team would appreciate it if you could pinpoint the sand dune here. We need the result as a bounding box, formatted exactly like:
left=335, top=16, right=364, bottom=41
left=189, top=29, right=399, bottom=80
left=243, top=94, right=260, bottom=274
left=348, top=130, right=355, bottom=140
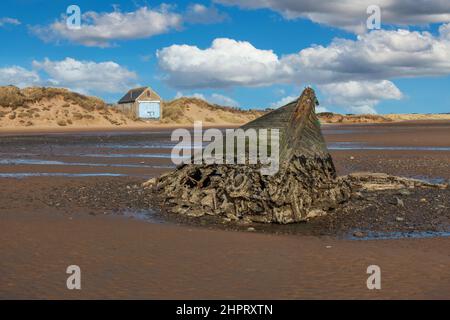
left=317, top=112, right=392, bottom=123
left=0, top=86, right=135, bottom=129
left=1, top=86, right=448, bottom=132
left=0, top=86, right=263, bottom=130
left=317, top=112, right=450, bottom=123
left=384, top=113, right=450, bottom=121
left=161, top=97, right=264, bottom=125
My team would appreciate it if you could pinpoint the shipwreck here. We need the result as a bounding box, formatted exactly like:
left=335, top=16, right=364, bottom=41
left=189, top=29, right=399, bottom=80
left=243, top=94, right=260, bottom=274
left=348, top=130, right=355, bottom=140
left=144, top=87, right=353, bottom=223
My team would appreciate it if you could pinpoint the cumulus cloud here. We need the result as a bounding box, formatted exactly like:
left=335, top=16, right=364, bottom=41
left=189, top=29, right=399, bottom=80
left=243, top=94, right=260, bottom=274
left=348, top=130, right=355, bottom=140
left=175, top=91, right=239, bottom=107
left=1, top=58, right=137, bottom=95
left=157, top=25, right=450, bottom=113
left=0, top=66, right=41, bottom=87
left=269, top=95, right=297, bottom=108
left=216, top=0, right=450, bottom=33
left=319, top=80, right=402, bottom=114
left=284, top=27, right=450, bottom=84
left=32, top=58, right=138, bottom=94
left=31, top=4, right=228, bottom=47
left=158, top=28, right=450, bottom=88
left=157, top=38, right=281, bottom=88
left=0, top=17, right=21, bottom=27
left=185, top=4, right=229, bottom=24
left=31, top=6, right=182, bottom=47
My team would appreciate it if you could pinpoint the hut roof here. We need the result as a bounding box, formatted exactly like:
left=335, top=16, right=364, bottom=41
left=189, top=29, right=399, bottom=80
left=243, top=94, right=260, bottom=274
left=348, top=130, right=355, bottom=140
left=118, top=87, right=148, bottom=104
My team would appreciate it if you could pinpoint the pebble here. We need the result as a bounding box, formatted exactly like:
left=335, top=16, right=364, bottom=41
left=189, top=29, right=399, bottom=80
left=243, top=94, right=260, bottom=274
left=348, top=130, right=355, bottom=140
left=349, top=156, right=355, bottom=160
left=398, top=189, right=411, bottom=196
left=396, top=217, right=404, bottom=222
left=396, top=197, right=405, bottom=208
left=420, top=198, right=427, bottom=203
left=353, top=231, right=365, bottom=238
left=352, top=192, right=364, bottom=200
left=247, top=227, right=256, bottom=232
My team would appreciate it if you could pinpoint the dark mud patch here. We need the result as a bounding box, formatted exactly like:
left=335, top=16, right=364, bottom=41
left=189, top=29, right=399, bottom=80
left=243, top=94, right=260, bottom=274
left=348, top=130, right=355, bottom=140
left=41, top=177, right=450, bottom=239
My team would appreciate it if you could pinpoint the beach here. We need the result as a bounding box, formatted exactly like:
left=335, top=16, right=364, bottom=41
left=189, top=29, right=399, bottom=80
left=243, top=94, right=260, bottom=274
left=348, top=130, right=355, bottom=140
left=0, top=120, right=449, bottom=299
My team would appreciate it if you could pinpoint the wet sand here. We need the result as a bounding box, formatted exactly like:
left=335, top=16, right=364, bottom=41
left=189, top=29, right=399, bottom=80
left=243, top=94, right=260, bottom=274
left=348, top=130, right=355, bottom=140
left=0, top=121, right=449, bottom=299
left=1, top=209, right=449, bottom=299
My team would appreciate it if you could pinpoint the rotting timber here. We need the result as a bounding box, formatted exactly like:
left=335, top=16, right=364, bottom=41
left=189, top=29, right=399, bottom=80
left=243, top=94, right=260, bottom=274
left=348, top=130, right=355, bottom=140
left=144, top=88, right=352, bottom=224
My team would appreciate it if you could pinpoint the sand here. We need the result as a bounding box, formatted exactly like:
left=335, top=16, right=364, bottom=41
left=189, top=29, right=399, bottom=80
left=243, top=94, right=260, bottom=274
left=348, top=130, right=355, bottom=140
left=1, top=85, right=448, bottom=132
left=0, top=120, right=449, bottom=299
left=0, top=86, right=262, bottom=131
left=385, top=114, right=450, bottom=121
left=1, top=208, right=449, bottom=299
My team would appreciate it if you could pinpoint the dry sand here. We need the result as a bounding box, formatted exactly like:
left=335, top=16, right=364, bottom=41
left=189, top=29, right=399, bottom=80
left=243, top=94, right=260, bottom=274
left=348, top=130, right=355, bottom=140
left=385, top=114, right=450, bottom=121
left=0, top=86, right=262, bottom=131
left=1, top=86, right=448, bottom=134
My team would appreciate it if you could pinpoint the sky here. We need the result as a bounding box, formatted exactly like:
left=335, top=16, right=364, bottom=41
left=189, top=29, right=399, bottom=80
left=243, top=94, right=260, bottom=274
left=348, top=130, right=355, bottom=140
left=1, top=0, right=450, bottom=114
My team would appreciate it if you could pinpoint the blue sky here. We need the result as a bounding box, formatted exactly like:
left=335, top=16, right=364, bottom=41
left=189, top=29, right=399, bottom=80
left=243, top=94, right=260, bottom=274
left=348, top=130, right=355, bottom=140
left=1, top=0, right=450, bottom=114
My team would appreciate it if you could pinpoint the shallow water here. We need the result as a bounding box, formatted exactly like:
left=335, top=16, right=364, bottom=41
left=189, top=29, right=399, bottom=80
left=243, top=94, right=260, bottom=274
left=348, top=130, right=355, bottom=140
left=348, top=230, right=450, bottom=241
left=93, top=142, right=203, bottom=149
left=1, top=127, right=448, bottom=180
left=328, top=142, right=450, bottom=151
left=0, top=173, right=128, bottom=178
left=122, top=209, right=165, bottom=224
left=409, top=176, right=448, bottom=184
left=0, top=158, right=174, bottom=168
left=79, top=153, right=185, bottom=159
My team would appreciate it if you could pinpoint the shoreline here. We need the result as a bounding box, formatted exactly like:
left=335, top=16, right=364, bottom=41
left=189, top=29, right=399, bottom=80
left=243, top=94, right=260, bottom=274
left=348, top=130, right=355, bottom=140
left=1, top=119, right=449, bottom=136
left=0, top=123, right=241, bottom=136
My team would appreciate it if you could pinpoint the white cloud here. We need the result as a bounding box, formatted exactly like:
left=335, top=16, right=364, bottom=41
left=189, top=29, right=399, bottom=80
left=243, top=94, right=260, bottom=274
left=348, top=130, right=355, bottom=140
left=185, top=4, right=229, bottom=24
left=216, top=0, right=450, bottom=33
left=31, top=58, right=137, bottom=94
left=159, top=28, right=450, bottom=88
left=210, top=93, right=239, bottom=107
left=0, top=17, right=20, bottom=27
left=175, top=92, right=206, bottom=100
left=0, top=66, right=41, bottom=87
left=316, top=106, right=329, bottom=113
left=31, top=6, right=182, bottom=47
left=174, top=91, right=239, bottom=107
left=319, top=80, right=402, bottom=114
left=270, top=95, right=297, bottom=108
left=440, top=23, right=450, bottom=39
left=158, top=38, right=281, bottom=88
left=285, top=27, right=450, bottom=84
left=1, top=58, right=137, bottom=96
left=31, top=4, right=228, bottom=47
left=157, top=25, right=450, bottom=113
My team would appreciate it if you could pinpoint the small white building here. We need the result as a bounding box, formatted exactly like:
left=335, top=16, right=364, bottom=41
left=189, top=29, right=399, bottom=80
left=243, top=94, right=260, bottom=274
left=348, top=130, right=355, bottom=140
left=116, top=87, right=162, bottom=120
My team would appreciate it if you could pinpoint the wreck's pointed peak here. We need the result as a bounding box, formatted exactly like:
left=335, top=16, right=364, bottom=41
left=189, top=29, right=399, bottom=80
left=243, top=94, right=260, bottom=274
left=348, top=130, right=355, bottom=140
left=241, top=87, right=317, bottom=130
left=281, top=87, right=327, bottom=156
left=242, top=87, right=329, bottom=162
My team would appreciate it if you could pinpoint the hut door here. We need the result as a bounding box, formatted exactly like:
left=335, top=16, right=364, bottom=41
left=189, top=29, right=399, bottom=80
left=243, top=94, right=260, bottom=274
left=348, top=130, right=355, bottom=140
left=138, top=101, right=160, bottom=119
